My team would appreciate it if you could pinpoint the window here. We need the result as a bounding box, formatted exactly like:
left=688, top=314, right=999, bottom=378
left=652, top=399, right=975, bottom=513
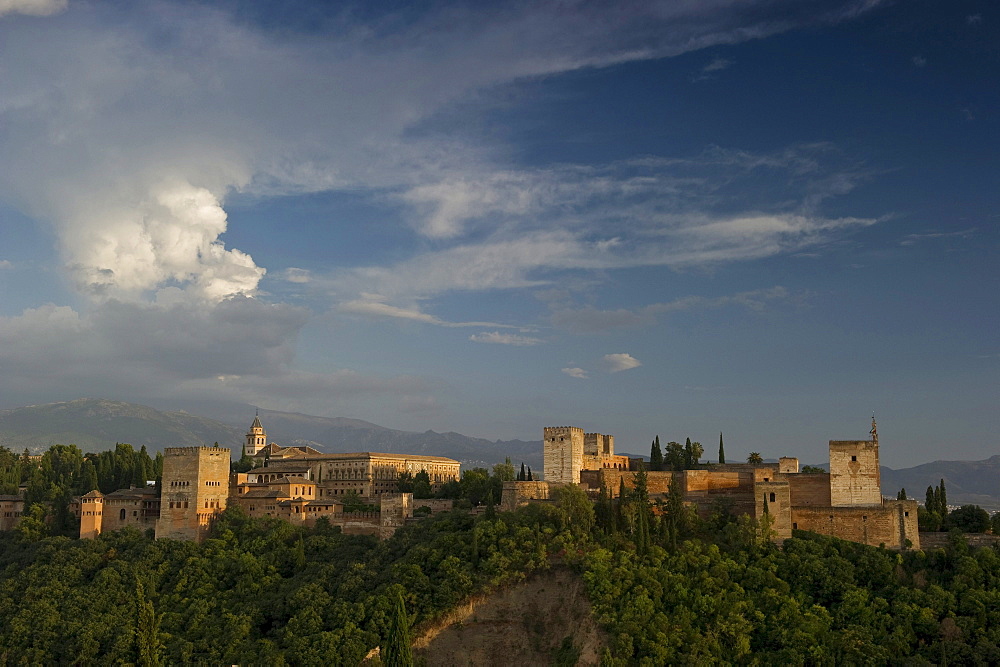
left=769, top=492, right=776, bottom=502
left=851, top=455, right=857, bottom=462
left=119, top=509, right=126, bottom=520
left=793, top=523, right=798, bottom=530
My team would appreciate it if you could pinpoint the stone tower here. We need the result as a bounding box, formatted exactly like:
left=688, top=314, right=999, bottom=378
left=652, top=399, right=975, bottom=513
left=829, top=417, right=881, bottom=507
left=245, top=413, right=266, bottom=456
left=79, top=490, right=104, bottom=539
left=155, top=446, right=231, bottom=541
left=543, top=426, right=584, bottom=484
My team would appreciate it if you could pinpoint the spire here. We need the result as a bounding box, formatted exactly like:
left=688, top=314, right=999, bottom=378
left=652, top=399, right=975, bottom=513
left=251, top=413, right=262, bottom=430
left=870, top=413, right=878, bottom=445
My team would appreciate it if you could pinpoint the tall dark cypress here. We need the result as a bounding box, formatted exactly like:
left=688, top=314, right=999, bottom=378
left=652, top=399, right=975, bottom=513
left=718, top=432, right=726, bottom=465
left=650, top=436, right=663, bottom=471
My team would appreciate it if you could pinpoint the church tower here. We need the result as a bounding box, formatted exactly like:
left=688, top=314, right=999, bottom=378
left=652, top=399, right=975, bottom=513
left=246, top=412, right=266, bottom=456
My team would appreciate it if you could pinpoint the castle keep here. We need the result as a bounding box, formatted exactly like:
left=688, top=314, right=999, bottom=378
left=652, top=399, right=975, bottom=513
left=517, top=418, right=918, bottom=550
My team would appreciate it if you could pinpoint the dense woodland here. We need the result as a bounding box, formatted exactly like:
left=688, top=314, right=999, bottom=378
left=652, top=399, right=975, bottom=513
left=5, top=446, right=1000, bottom=663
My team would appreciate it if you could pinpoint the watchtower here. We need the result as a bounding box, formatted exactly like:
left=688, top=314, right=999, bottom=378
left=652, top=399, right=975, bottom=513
left=155, top=446, right=231, bottom=541
left=245, top=412, right=266, bottom=456
left=543, top=426, right=584, bottom=484
left=79, top=490, right=104, bottom=539
left=829, top=416, right=881, bottom=507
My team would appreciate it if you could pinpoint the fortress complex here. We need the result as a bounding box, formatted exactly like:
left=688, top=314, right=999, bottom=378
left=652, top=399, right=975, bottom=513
left=73, top=415, right=460, bottom=542
left=511, top=418, right=918, bottom=550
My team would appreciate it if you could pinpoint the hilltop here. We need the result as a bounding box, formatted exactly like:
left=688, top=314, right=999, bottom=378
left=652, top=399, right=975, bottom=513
left=0, top=399, right=541, bottom=470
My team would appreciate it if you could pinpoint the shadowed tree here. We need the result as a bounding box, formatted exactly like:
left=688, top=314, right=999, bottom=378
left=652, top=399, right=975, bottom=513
left=383, top=589, right=413, bottom=667
left=719, top=432, right=726, bottom=465
left=747, top=452, right=763, bottom=465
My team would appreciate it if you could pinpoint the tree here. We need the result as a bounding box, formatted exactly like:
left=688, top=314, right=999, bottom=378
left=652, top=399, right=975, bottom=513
left=897, top=488, right=907, bottom=500
left=631, top=466, right=651, bottom=556
left=926, top=485, right=937, bottom=514
left=413, top=470, right=432, bottom=499
left=650, top=436, right=663, bottom=472
left=664, top=442, right=684, bottom=471
left=684, top=438, right=693, bottom=468
left=948, top=505, right=990, bottom=533
left=526, top=467, right=533, bottom=482
left=718, top=432, right=726, bottom=465
left=801, top=465, right=826, bottom=473
left=747, top=452, right=763, bottom=465
left=518, top=462, right=526, bottom=481
left=383, top=590, right=413, bottom=667
left=939, top=478, right=948, bottom=512
left=689, top=440, right=703, bottom=467
left=397, top=471, right=414, bottom=493
left=135, top=580, right=165, bottom=667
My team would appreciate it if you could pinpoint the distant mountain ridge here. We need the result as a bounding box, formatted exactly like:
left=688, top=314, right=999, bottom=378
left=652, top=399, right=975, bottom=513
left=0, top=399, right=542, bottom=470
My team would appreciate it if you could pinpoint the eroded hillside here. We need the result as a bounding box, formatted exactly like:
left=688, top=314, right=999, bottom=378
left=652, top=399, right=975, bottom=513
left=413, top=568, right=606, bottom=666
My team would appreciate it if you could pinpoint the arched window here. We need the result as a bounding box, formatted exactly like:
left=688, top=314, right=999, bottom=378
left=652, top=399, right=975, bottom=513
left=119, top=508, right=126, bottom=521
left=769, top=492, right=776, bottom=502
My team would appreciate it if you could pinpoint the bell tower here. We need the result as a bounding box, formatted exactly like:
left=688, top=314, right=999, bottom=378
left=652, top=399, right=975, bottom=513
left=246, top=411, right=266, bottom=456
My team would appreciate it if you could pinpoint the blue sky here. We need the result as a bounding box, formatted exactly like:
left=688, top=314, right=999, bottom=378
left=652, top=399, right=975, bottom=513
left=0, top=0, right=996, bottom=467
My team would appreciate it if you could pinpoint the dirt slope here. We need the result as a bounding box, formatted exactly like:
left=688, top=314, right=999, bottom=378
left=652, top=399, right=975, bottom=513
left=413, top=568, right=606, bottom=666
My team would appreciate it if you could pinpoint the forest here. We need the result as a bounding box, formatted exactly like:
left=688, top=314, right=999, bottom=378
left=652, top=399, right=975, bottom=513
left=3, top=456, right=1000, bottom=665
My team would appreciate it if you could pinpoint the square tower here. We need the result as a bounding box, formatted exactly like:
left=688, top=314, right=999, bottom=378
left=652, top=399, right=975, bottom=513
left=829, top=440, right=881, bottom=506
left=543, top=427, right=584, bottom=484
left=156, top=446, right=232, bottom=541
left=584, top=433, right=614, bottom=457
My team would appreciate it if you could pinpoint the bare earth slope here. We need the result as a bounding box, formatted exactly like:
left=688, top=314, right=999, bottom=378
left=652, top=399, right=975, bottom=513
left=413, top=568, right=605, bottom=666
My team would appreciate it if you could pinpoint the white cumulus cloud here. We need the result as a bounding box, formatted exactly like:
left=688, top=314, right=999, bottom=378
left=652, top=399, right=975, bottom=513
left=0, top=0, right=66, bottom=18
left=602, top=353, right=642, bottom=373
left=561, top=367, right=588, bottom=379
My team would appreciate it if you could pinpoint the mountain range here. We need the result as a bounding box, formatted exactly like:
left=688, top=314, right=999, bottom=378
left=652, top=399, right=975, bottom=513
left=0, top=399, right=542, bottom=471
left=1, top=398, right=998, bottom=509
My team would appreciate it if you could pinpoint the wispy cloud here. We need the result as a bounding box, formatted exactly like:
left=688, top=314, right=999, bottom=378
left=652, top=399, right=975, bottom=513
left=912, top=55, right=927, bottom=67
left=561, top=367, right=588, bottom=379
left=0, top=259, right=12, bottom=269
left=469, top=331, right=543, bottom=346
left=703, top=57, right=733, bottom=72
left=602, top=353, right=642, bottom=373
left=900, top=228, right=976, bottom=246
left=340, top=294, right=517, bottom=329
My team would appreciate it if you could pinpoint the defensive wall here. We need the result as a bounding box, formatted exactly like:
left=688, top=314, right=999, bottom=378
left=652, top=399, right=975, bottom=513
left=545, top=421, right=917, bottom=550
left=156, top=446, right=231, bottom=542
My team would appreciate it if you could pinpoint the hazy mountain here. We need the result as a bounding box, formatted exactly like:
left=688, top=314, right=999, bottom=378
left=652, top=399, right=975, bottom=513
left=0, top=399, right=542, bottom=470
left=0, top=399, right=243, bottom=453
left=881, top=457, right=1000, bottom=511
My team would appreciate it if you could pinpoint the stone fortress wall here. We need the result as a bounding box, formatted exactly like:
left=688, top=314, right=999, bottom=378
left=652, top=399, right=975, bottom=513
left=518, top=419, right=919, bottom=550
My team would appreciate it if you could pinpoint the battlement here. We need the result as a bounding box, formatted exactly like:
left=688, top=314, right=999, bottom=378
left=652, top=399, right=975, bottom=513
left=543, top=427, right=584, bottom=484
left=164, top=446, right=230, bottom=456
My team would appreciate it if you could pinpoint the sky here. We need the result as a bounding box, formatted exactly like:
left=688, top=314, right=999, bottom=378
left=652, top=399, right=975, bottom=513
left=0, top=0, right=996, bottom=467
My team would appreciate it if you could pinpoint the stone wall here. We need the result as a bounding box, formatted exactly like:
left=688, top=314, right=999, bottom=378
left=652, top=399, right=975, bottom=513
left=786, top=474, right=832, bottom=506
left=791, top=498, right=918, bottom=549
left=543, top=427, right=583, bottom=484
left=829, top=440, right=881, bottom=507
left=501, top=481, right=551, bottom=512
left=779, top=457, right=799, bottom=474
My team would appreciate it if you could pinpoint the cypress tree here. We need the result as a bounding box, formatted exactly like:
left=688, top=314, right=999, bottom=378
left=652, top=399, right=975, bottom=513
left=650, top=436, right=663, bottom=472
left=135, top=580, right=164, bottom=667
left=939, top=478, right=947, bottom=511
left=519, top=462, right=526, bottom=481
left=926, top=485, right=936, bottom=514
left=718, top=432, right=726, bottom=464
left=762, top=492, right=769, bottom=515
left=526, top=467, right=533, bottom=481
left=897, top=488, right=907, bottom=500
left=684, top=438, right=693, bottom=469
left=384, top=590, right=414, bottom=667
left=934, top=486, right=942, bottom=516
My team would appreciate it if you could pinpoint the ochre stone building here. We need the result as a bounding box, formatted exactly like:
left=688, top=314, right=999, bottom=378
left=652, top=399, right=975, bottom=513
left=245, top=417, right=461, bottom=500
left=514, top=418, right=919, bottom=550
